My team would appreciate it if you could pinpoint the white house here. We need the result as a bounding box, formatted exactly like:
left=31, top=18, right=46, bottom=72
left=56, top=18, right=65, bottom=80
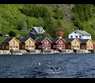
left=68, top=30, right=91, bottom=39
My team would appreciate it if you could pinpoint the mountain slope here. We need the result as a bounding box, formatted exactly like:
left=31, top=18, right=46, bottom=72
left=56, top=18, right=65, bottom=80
left=0, top=4, right=95, bottom=44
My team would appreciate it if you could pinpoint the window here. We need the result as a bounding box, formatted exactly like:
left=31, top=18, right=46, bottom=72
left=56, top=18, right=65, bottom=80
left=16, top=46, right=18, bottom=48
left=13, top=41, right=16, bottom=45
left=29, top=41, right=31, bottom=45
left=75, top=32, right=76, bottom=34
left=44, top=40, right=48, bottom=45
left=79, top=35, right=81, bottom=38
left=71, top=36, right=73, bottom=38
left=48, top=46, right=50, bottom=48
left=91, top=46, right=93, bottom=48
left=10, top=46, right=12, bottom=48
left=77, top=46, right=79, bottom=48
left=31, top=46, right=34, bottom=48
left=76, top=36, right=78, bottom=38
left=26, top=46, right=28, bottom=48
left=59, top=40, right=63, bottom=45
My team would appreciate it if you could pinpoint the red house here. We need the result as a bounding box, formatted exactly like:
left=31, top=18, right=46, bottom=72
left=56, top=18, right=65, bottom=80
left=51, top=38, right=66, bottom=50
left=35, top=37, right=52, bottom=50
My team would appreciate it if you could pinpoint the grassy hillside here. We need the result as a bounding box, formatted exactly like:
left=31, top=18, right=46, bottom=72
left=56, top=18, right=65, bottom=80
left=0, top=4, right=95, bottom=44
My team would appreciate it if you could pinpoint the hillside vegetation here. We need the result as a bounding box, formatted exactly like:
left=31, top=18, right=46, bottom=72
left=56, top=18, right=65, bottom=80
left=0, top=4, right=95, bottom=43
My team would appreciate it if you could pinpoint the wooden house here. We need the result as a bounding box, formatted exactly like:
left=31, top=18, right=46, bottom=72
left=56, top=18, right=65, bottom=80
left=19, top=37, right=35, bottom=51
left=29, top=27, right=45, bottom=40
left=66, top=38, right=80, bottom=50
left=68, top=30, right=91, bottom=39
left=51, top=38, right=66, bottom=50
left=1, top=37, right=20, bottom=50
left=79, top=39, right=94, bottom=50
left=35, top=37, right=52, bottom=50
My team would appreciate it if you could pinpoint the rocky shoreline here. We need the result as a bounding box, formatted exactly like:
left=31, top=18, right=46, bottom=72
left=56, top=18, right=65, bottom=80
left=0, top=49, right=95, bottom=55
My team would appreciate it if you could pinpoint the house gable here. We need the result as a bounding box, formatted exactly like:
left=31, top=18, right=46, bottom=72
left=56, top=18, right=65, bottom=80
left=25, top=37, right=35, bottom=46
left=78, top=39, right=94, bottom=50
left=66, top=38, right=80, bottom=50
left=71, top=38, right=80, bottom=45
left=19, top=37, right=35, bottom=50
left=35, top=37, right=51, bottom=50
left=71, top=38, right=80, bottom=50
left=9, top=37, right=20, bottom=44
left=86, top=39, right=94, bottom=50
left=41, top=38, right=52, bottom=44
left=51, top=38, right=66, bottom=50
left=86, top=39, right=94, bottom=45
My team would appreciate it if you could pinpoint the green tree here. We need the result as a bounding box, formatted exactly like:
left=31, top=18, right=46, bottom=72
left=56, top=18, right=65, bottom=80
left=53, top=7, right=64, bottom=19
left=37, top=17, right=44, bottom=27
left=45, top=17, right=58, bottom=38
left=9, top=31, right=16, bottom=37
left=18, top=19, right=27, bottom=31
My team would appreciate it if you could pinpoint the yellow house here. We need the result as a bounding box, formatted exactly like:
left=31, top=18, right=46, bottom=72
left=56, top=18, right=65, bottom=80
left=1, top=37, right=20, bottom=50
left=66, top=38, right=80, bottom=50
left=19, top=37, right=35, bottom=50
left=79, top=39, right=94, bottom=50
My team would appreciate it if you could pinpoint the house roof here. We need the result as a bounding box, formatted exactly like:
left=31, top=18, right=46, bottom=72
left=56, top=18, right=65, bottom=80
left=66, top=38, right=75, bottom=43
left=19, top=37, right=29, bottom=43
left=35, top=37, right=52, bottom=43
left=2, top=38, right=14, bottom=44
left=35, top=37, right=46, bottom=43
left=78, top=39, right=89, bottom=43
left=74, top=30, right=91, bottom=36
left=51, top=38, right=59, bottom=43
left=30, top=27, right=45, bottom=34
left=19, top=37, right=35, bottom=43
left=2, top=37, right=20, bottom=44
left=51, top=38, right=66, bottom=43
left=66, top=38, right=90, bottom=44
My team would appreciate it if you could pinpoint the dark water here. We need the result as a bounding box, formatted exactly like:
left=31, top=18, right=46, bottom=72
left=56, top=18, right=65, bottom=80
left=0, top=53, right=95, bottom=78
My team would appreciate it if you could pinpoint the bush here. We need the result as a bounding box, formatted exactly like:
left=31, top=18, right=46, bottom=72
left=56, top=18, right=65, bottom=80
left=9, top=31, right=16, bottom=37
